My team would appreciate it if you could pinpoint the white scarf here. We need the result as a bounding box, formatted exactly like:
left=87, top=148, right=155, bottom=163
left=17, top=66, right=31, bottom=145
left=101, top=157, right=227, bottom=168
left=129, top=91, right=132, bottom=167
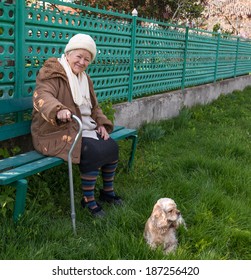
left=58, top=54, right=92, bottom=108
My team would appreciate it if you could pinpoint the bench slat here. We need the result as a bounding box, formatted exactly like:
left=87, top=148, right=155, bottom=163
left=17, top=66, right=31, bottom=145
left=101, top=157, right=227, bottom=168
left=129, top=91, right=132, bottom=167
left=0, top=156, right=64, bottom=185
left=0, top=151, right=45, bottom=172
left=110, top=128, right=137, bottom=141
left=0, top=121, right=31, bottom=141
left=113, top=125, right=124, bottom=132
left=0, top=97, right=32, bottom=114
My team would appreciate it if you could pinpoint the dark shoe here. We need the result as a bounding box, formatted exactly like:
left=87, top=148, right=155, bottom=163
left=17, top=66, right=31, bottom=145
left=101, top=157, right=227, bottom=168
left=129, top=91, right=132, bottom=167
left=81, top=199, right=106, bottom=218
left=99, top=189, right=123, bottom=206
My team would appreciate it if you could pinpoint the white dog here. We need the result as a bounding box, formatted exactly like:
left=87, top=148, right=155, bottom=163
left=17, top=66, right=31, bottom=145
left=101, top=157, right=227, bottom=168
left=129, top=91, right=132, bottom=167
left=144, top=198, right=186, bottom=254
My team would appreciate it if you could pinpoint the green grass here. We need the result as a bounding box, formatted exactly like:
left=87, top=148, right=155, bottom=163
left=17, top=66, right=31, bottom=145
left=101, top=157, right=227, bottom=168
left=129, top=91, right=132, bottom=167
left=1, top=87, right=251, bottom=260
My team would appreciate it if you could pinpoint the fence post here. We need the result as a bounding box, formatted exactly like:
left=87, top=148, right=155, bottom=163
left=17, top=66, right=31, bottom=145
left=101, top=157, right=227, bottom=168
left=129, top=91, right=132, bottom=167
left=234, top=36, right=240, bottom=78
left=15, top=0, right=25, bottom=98
left=181, top=25, right=189, bottom=92
left=128, top=9, right=138, bottom=102
left=214, top=29, right=221, bottom=83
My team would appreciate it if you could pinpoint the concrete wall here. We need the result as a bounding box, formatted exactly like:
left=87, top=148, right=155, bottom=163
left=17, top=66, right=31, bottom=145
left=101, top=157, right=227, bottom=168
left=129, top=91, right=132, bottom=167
left=113, top=75, right=251, bottom=129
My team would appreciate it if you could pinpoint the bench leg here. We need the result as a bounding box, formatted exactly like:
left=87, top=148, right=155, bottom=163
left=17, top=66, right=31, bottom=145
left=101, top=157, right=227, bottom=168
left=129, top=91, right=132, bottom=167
left=13, top=179, right=28, bottom=222
left=128, top=135, right=138, bottom=171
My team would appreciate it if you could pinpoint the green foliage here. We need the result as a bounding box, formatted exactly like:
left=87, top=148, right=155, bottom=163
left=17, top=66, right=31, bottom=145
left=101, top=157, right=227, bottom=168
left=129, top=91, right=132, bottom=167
left=168, top=0, right=204, bottom=21
left=0, top=148, right=9, bottom=158
left=0, top=186, right=15, bottom=217
left=139, top=122, right=166, bottom=143
left=73, top=0, right=205, bottom=22
left=138, top=105, right=194, bottom=145
left=213, top=23, right=233, bottom=37
left=0, top=145, right=21, bottom=217
left=100, top=99, right=116, bottom=123
left=0, top=146, right=21, bottom=159
left=171, top=107, right=193, bottom=130
left=213, top=23, right=221, bottom=33
left=27, top=163, right=81, bottom=216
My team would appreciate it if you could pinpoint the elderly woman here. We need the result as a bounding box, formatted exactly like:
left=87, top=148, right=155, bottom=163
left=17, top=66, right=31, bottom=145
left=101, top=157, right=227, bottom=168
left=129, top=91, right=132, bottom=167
left=31, top=33, right=122, bottom=218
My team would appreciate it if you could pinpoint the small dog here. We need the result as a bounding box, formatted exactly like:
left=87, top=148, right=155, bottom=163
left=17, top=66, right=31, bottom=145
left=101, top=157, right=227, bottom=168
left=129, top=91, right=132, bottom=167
left=144, top=198, right=186, bottom=254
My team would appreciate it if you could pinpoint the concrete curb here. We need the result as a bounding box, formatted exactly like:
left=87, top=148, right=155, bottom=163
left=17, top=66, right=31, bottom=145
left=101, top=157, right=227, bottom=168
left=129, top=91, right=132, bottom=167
left=113, top=75, right=251, bottom=128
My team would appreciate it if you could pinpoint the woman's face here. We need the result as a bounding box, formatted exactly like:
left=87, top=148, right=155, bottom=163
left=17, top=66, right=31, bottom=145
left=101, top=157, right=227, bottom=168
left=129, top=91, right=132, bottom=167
left=66, top=49, right=92, bottom=75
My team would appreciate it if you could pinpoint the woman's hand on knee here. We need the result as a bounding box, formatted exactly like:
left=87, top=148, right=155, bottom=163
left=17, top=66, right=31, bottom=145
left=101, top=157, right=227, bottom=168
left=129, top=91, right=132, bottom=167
left=97, top=125, right=110, bottom=140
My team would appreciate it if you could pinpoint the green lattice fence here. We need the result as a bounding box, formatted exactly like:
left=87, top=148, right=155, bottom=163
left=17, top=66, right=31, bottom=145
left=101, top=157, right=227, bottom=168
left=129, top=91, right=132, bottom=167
left=0, top=0, right=251, bottom=135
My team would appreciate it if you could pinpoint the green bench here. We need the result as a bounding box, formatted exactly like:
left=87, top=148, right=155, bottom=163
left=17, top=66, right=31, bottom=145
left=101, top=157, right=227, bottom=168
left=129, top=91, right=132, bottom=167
left=0, top=98, right=138, bottom=221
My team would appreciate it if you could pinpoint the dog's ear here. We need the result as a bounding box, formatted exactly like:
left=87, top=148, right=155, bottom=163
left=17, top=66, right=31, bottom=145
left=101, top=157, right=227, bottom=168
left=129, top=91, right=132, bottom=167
left=152, top=205, right=168, bottom=228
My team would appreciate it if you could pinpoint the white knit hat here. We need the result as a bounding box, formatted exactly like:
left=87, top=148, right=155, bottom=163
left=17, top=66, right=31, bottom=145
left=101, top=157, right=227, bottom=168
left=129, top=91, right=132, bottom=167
left=64, top=34, right=97, bottom=62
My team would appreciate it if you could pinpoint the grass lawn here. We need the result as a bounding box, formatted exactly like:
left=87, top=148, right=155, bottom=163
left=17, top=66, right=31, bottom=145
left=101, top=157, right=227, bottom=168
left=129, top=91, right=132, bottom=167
left=0, top=86, right=251, bottom=260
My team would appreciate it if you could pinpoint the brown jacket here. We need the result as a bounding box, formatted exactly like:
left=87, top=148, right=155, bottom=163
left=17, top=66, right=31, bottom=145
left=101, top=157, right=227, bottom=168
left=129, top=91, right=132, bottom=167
left=31, top=58, right=113, bottom=164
